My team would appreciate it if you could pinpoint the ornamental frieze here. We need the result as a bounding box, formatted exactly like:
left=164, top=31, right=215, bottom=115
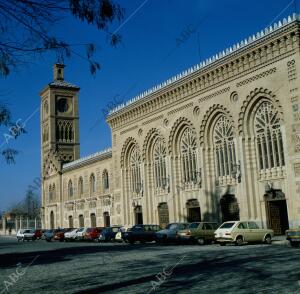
left=107, top=26, right=299, bottom=129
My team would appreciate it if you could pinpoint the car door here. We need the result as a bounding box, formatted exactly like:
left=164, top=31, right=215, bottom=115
left=190, top=223, right=202, bottom=239
left=248, top=222, right=262, bottom=242
left=236, top=222, right=250, bottom=241
left=203, top=223, right=215, bottom=242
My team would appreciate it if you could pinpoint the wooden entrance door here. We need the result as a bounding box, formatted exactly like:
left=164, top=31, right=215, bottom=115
left=134, top=206, right=143, bottom=225
left=103, top=212, right=110, bottom=227
left=50, top=211, right=54, bottom=229
left=186, top=199, right=201, bottom=222
left=220, top=194, right=240, bottom=222
left=266, top=199, right=289, bottom=235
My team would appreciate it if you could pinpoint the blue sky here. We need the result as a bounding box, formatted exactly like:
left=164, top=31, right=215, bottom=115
left=0, top=0, right=297, bottom=210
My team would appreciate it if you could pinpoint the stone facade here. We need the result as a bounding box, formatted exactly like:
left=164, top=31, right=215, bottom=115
left=41, top=15, right=300, bottom=234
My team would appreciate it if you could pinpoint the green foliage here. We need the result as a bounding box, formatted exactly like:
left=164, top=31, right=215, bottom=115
left=0, top=0, right=124, bottom=77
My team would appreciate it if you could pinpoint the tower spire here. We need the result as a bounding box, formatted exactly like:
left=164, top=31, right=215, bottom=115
left=53, top=63, right=65, bottom=81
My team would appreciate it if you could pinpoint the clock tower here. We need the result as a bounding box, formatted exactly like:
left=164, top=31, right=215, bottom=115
left=40, top=63, right=80, bottom=176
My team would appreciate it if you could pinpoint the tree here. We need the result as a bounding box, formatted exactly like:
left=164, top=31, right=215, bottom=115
left=0, top=0, right=124, bottom=163
left=7, top=187, right=41, bottom=218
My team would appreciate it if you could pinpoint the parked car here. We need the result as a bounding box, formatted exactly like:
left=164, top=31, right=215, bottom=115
left=156, top=223, right=189, bottom=244
left=53, top=228, right=71, bottom=242
left=17, top=229, right=36, bottom=242
left=286, top=228, right=300, bottom=247
left=44, top=229, right=55, bottom=241
left=98, top=226, right=121, bottom=242
left=214, top=221, right=274, bottom=246
left=178, top=222, right=219, bottom=244
left=123, top=224, right=161, bottom=244
left=44, top=229, right=65, bottom=242
left=34, top=229, right=43, bottom=240
left=65, top=228, right=80, bottom=241
left=74, top=227, right=88, bottom=241
left=84, top=227, right=103, bottom=241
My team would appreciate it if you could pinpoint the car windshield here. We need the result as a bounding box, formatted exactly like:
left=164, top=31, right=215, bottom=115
left=220, top=222, right=235, bottom=229
left=166, top=224, right=178, bottom=230
left=131, top=226, right=143, bottom=231
left=24, top=229, right=33, bottom=233
left=189, top=223, right=200, bottom=229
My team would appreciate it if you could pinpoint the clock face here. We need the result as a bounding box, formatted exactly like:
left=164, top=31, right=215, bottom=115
left=57, top=98, right=69, bottom=113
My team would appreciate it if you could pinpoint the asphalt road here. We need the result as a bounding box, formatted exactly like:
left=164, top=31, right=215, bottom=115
left=0, top=236, right=299, bottom=294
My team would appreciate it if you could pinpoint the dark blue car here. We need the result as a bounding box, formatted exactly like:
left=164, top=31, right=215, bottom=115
left=98, top=226, right=121, bottom=242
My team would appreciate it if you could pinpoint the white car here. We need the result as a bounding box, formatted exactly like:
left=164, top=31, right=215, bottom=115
left=214, top=221, right=274, bottom=246
left=64, top=228, right=81, bottom=241
left=17, top=229, right=36, bottom=242
left=74, top=227, right=87, bottom=241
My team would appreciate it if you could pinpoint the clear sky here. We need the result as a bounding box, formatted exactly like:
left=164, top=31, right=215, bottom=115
left=0, top=0, right=297, bottom=210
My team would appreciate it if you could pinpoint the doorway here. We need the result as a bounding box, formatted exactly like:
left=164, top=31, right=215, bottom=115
left=103, top=212, right=110, bottom=227
left=158, top=203, right=169, bottom=228
left=220, top=194, right=240, bottom=222
left=79, top=214, right=84, bottom=227
left=50, top=211, right=54, bottom=229
left=68, top=215, right=73, bottom=228
left=134, top=206, right=143, bottom=225
left=90, top=213, right=96, bottom=227
left=186, top=199, right=201, bottom=222
left=265, top=190, right=289, bottom=235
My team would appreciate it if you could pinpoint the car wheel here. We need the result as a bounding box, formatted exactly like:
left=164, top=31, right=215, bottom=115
left=197, top=238, right=205, bottom=245
left=129, top=240, right=134, bottom=245
left=264, top=235, right=272, bottom=245
left=290, top=241, right=300, bottom=247
left=219, top=242, right=226, bottom=246
left=235, top=236, right=244, bottom=246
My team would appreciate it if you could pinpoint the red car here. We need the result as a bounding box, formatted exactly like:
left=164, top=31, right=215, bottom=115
left=84, top=227, right=103, bottom=241
left=53, top=229, right=66, bottom=242
left=34, top=229, right=43, bottom=240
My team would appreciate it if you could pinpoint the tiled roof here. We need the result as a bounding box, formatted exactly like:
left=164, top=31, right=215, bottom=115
left=107, top=13, right=300, bottom=116
left=49, top=80, right=79, bottom=89
left=63, top=148, right=112, bottom=170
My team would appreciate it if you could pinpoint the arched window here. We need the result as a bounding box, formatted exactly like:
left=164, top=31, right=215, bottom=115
left=90, top=213, right=96, bottom=227
left=89, top=174, right=96, bottom=195
left=213, top=115, right=236, bottom=177
left=68, top=216, right=73, bottom=228
left=102, top=170, right=109, bottom=191
left=129, top=146, right=142, bottom=194
left=68, top=180, right=73, bottom=198
left=153, top=138, right=167, bottom=189
left=49, top=185, right=53, bottom=203
left=255, top=101, right=285, bottom=170
left=79, top=214, right=84, bottom=227
left=78, top=177, right=83, bottom=198
left=180, top=128, right=197, bottom=184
